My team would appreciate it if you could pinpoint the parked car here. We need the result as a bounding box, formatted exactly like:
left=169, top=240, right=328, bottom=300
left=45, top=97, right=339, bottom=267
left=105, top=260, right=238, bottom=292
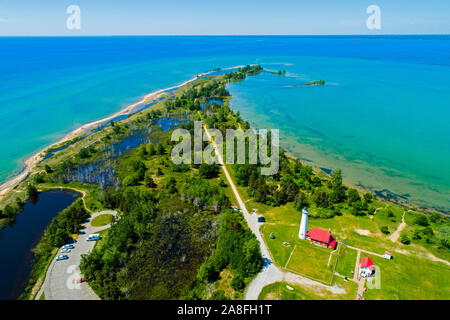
left=61, top=248, right=71, bottom=253
left=62, top=244, right=74, bottom=249
left=257, top=216, right=266, bottom=223
left=56, top=255, right=69, bottom=261
left=87, top=234, right=100, bottom=241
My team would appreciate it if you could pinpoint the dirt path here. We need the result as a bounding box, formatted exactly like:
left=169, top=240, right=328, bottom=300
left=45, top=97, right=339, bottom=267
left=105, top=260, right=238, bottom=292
left=203, top=125, right=344, bottom=300
left=356, top=278, right=366, bottom=300
left=345, top=244, right=386, bottom=259
left=390, top=212, right=406, bottom=242
left=353, top=250, right=360, bottom=281
left=351, top=249, right=366, bottom=300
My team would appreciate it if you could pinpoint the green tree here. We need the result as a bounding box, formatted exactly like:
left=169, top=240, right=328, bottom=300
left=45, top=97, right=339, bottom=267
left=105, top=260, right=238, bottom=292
left=429, top=213, right=441, bottom=224
left=198, top=163, right=220, bottom=179
left=412, top=228, right=422, bottom=240
left=347, top=188, right=361, bottom=205
left=123, top=174, right=140, bottom=187
left=230, top=275, right=245, bottom=291
left=26, top=184, right=38, bottom=197
left=3, top=205, right=16, bottom=217
left=414, top=214, right=429, bottom=227
left=380, top=226, right=390, bottom=234
left=78, top=147, right=90, bottom=159
left=363, top=193, right=373, bottom=203
left=144, top=173, right=157, bottom=188
left=52, top=228, right=70, bottom=247
left=294, top=191, right=309, bottom=211
left=400, top=232, right=410, bottom=245
left=157, top=143, right=166, bottom=155
left=147, top=143, right=156, bottom=156
left=312, top=190, right=331, bottom=208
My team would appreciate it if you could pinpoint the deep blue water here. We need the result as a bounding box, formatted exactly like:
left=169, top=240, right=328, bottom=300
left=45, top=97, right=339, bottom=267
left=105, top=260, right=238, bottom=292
left=0, top=36, right=449, bottom=210
left=0, top=190, right=80, bottom=300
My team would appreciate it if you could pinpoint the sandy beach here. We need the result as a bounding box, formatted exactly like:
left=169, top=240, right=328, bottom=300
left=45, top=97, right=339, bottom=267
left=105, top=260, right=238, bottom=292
left=0, top=65, right=247, bottom=202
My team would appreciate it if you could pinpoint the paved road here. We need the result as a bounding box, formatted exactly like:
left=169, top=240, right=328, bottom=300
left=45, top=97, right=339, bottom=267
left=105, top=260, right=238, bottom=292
left=36, top=210, right=117, bottom=300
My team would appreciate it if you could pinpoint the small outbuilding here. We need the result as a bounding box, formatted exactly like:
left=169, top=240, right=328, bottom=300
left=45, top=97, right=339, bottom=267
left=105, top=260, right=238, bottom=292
left=359, top=257, right=374, bottom=278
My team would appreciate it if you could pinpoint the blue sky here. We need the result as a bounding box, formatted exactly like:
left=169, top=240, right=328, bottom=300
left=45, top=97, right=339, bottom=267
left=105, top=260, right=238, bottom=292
left=0, top=0, right=449, bottom=35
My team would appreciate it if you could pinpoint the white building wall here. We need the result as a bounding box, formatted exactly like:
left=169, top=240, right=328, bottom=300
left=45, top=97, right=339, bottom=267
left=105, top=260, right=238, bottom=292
left=298, top=207, right=308, bottom=239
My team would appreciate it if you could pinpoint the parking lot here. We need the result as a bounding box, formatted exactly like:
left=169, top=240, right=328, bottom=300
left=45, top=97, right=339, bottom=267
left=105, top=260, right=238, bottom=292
left=36, top=210, right=117, bottom=300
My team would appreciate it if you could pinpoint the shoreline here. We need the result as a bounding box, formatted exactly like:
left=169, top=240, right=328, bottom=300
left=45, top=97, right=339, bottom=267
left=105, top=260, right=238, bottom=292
left=0, top=65, right=247, bottom=202
left=1, top=64, right=444, bottom=215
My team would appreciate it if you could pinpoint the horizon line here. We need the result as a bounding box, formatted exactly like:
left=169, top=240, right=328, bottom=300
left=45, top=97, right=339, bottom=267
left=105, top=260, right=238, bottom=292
left=1, top=33, right=450, bottom=38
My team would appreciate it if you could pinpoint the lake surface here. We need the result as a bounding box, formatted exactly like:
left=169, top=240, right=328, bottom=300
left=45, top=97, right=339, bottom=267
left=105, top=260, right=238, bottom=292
left=0, top=190, right=80, bottom=300
left=0, top=36, right=449, bottom=211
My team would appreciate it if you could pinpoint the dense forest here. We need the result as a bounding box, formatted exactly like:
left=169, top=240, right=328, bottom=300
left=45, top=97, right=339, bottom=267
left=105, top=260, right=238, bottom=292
left=77, top=65, right=266, bottom=299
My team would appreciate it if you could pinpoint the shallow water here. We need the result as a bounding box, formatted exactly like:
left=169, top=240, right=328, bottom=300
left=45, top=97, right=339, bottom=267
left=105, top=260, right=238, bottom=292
left=227, top=59, right=450, bottom=212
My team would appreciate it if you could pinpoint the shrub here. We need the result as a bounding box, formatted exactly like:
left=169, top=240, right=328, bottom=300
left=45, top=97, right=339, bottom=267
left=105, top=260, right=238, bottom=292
left=230, top=275, right=245, bottom=291
left=414, top=214, right=429, bottom=227
left=380, top=226, right=390, bottom=234
left=400, top=232, right=410, bottom=245
left=412, top=228, right=422, bottom=240
left=209, top=290, right=230, bottom=300
left=199, top=164, right=220, bottom=179
left=122, top=174, right=140, bottom=187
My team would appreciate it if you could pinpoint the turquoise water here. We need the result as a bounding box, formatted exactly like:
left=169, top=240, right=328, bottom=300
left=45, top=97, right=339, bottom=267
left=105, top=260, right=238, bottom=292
left=227, top=57, right=450, bottom=211
left=1, top=36, right=449, bottom=211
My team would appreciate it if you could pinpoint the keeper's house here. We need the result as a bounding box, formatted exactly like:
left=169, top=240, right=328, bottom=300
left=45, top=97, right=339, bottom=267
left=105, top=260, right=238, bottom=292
left=306, top=227, right=337, bottom=250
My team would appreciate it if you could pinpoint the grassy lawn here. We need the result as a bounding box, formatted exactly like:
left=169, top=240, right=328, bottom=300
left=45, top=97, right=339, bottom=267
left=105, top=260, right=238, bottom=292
left=259, top=282, right=316, bottom=300
left=285, top=241, right=335, bottom=284
left=363, top=252, right=450, bottom=300
left=224, top=163, right=450, bottom=299
left=93, top=229, right=109, bottom=250
left=335, top=246, right=358, bottom=279
left=261, top=224, right=298, bottom=267
left=259, top=278, right=357, bottom=300
left=91, top=214, right=114, bottom=227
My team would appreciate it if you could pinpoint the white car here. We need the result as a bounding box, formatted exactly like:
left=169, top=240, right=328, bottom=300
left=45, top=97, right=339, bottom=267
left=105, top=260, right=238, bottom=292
left=61, top=248, right=71, bottom=253
left=62, top=244, right=74, bottom=249
left=87, top=234, right=100, bottom=241
left=56, top=255, right=69, bottom=261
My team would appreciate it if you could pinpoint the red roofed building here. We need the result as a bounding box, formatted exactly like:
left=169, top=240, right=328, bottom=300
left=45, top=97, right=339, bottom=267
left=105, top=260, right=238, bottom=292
left=359, top=257, right=374, bottom=277
left=305, top=227, right=337, bottom=250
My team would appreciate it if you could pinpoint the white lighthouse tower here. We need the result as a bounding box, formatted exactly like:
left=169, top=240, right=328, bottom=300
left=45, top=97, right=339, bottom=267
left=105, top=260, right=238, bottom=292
left=298, top=207, right=309, bottom=239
